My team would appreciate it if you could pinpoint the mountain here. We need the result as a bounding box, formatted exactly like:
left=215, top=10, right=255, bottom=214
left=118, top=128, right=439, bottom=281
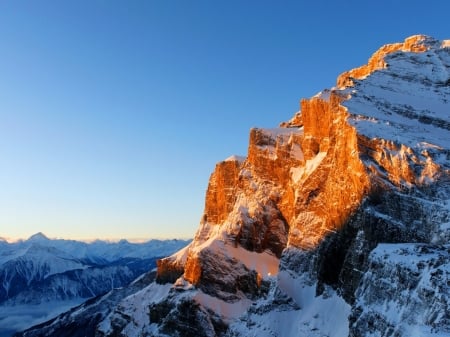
left=17, top=35, right=450, bottom=337
left=0, top=234, right=190, bottom=336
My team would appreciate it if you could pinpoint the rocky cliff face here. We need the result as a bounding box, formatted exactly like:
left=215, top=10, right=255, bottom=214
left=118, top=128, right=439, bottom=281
left=155, top=34, right=450, bottom=336
left=18, top=35, right=450, bottom=337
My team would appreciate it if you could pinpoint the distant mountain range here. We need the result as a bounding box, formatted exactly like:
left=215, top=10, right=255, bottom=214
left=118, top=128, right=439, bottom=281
left=0, top=232, right=190, bottom=336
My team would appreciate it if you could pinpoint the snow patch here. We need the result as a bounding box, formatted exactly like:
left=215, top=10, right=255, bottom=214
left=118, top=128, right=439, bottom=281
left=260, top=127, right=302, bottom=138
left=191, top=239, right=279, bottom=277
left=194, top=291, right=252, bottom=319
left=224, top=155, right=246, bottom=163
left=313, top=88, right=332, bottom=100
left=278, top=271, right=350, bottom=337
left=228, top=271, right=350, bottom=337
left=441, top=39, right=450, bottom=48
left=290, top=151, right=327, bottom=184
left=290, top=143, right=304, bottom=161
left=354, top=243, right=450, bottom=336
left=168, top=241, right=192, bottom=265
left=97, top=282, right=172, bottom=336
left=344, top=41, right=450, bottom=150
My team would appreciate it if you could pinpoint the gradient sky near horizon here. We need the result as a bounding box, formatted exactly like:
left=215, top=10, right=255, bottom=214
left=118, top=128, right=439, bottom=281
left=0, top=1, right=448, bottom=241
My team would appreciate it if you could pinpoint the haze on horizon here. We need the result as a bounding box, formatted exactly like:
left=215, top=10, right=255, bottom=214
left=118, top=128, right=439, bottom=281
left=0, top=231, right=190, bottom=244
left=0, top=1, right=448, bottom=242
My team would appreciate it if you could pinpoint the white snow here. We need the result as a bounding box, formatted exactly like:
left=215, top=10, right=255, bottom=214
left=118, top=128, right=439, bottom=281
left=193, top=291, right=252, bottom=319
left=228, top=271, right=351, bottom=337
left=441, top=39, right=450, bottom=48
left=290, top=151, right=327, bottom=184
left=0, top=235, right=189, bottom=335
left=277, top=271, right=350, bottom=336
left=259, top=127, right=302, bottom=138
left=251, top=127, right=303, bottom=161
left=223, top=243, right=279, bottom=277
left=342, top=41, right=450, bottom=151
left=224, top=155, right=246, bottom=163
left=313, top=88, right=332, bottom=100
left=0, top=235, right=191, bottom=265
left=191, top=238, right=280, bottom=277
left=290, top=143, right=304, bottom=161
left=97, top=282, right=172, bottom=336
left=168, top=241, right=192, bottom=265
left=355, top=243, right=450, bottom=337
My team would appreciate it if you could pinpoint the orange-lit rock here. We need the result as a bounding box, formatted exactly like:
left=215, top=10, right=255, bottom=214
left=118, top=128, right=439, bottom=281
left=247, top=127, right=304, bottom=184
left=156, top=257, right=184, bottom=284
left=183, top=250, right=202, bottom=285
left=203, top=158, right=243, bottom=225
left=337, top=34, right=431, bottom=88
left=157, top=34, right=449, bottom=296
left=285, top=93, right=370, bottom=248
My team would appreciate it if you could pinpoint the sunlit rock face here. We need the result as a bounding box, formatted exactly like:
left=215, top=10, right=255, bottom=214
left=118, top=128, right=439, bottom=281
left=23, top=35, right=449, bottom=337
left=287, top=94, right=370, bottom=249
left=159, top=34, right=449, bottom=285
left=204, top=159, right=243, bottom=225
left=158, top=93, right=372, bottom=286
left=153, top=35, right=450, bottom=337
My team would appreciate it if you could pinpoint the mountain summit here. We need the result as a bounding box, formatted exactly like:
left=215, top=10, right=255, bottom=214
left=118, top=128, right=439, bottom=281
left=18, top=35, right=450, bottom=337
left=26, top=232, right=50, bottom=242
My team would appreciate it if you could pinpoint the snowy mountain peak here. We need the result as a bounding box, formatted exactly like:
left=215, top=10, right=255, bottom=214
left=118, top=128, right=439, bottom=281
left=27, top=232, right=50, bottom=242
left=337, top=34, right=449, bottom=89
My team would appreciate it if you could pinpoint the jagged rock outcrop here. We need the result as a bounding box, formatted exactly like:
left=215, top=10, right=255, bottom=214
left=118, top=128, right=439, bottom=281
left=159, top=35, right=449, bottom=286
left=337, top=35, right=432, bottom=88
left=204, top=159, right=243, bottom=225
left=18, top=35, right=450, bottom=337
left=154, top=34, right=450, bottom=336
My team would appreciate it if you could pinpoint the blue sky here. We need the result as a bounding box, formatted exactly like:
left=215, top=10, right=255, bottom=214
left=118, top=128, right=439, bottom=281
left=0, top=1, right=448, bottom=241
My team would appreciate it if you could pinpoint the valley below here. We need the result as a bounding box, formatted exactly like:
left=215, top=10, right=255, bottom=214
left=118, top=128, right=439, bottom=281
left=0, top=234, right=190, bottom=336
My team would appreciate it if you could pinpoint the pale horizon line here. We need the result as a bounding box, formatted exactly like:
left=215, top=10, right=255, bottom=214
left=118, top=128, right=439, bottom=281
left=0, top=232, right=193, bottom=244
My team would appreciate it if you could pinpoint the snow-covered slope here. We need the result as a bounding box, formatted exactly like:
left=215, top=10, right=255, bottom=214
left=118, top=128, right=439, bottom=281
left=351, top=244, right=450, bottom=337
left=0, top=234, right=190, bottom=336
left=18, top=35, right=450, bottom=337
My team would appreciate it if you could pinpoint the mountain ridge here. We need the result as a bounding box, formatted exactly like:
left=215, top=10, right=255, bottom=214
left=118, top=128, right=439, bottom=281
left=0, top=235, right=190, bottom=336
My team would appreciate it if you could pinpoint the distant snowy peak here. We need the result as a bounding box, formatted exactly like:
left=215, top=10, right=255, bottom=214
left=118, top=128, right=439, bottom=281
left=27, top=232, right=50, bottom=242
left=0, top=235, right=190, bottom=308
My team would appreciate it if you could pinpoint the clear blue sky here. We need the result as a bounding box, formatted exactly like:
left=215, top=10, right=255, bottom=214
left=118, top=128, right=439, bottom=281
left=0, top=0, right=448, bottom=241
